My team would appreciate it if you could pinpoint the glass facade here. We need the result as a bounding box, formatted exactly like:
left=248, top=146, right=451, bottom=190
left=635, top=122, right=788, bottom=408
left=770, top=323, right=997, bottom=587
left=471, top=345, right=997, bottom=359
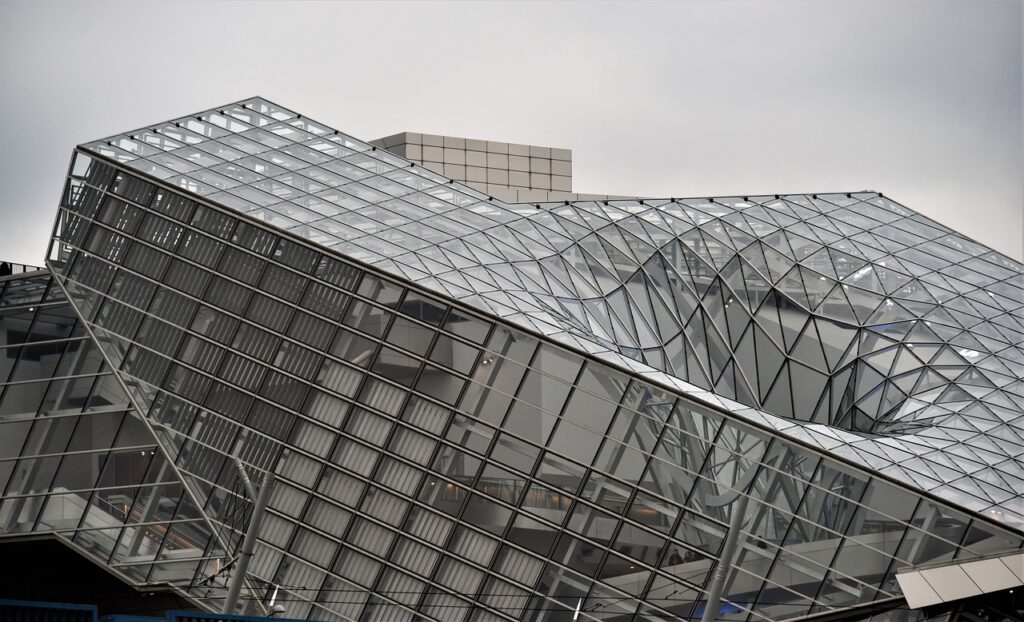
left=0, top=97, right=1020, bottom=621
left=0, top=273, right=226, bottom=590
left=75, top=98, right=1024, bottom=528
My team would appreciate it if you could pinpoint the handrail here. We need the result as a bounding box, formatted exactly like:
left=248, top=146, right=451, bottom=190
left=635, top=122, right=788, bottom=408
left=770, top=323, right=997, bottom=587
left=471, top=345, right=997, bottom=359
left=0, top=262, right=46, bottom=282
left=895, top=543, right=1024, bottom=574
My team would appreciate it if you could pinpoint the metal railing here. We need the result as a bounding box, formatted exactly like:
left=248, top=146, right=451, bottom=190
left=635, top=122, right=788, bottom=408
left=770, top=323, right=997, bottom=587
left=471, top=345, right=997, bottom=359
left=0, top=261, right=45, bottom=279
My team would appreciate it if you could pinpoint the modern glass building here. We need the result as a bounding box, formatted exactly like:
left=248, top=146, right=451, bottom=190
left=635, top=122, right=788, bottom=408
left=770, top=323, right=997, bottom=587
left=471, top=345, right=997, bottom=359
left=1, top=97, right=1022, bottom=621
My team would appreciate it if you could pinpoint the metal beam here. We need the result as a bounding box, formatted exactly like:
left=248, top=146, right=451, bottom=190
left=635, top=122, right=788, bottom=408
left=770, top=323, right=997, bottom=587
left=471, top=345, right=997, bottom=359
left=223, top=468, right=274, bottom=614
left=701, top=491, right=750, bottom=622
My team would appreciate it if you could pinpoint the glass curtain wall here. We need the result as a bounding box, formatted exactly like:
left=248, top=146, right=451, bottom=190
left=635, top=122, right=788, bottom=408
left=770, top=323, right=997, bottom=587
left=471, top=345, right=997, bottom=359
left=0, top=271, right=224, bottom=591
left=41, top=153, right=1023, bottom=621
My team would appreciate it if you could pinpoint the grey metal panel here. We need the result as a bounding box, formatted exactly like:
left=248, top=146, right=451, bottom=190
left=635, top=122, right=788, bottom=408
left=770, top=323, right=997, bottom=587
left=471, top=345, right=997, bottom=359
left=918, top=566, right=982, bottom=602
left=1003, top=553, right=1024, bottom=582
left=895, top=571, right=942, bottom=609
left=959, top=557, right=1019, bottom=592
left=896, top=552, right=1024, bottom=610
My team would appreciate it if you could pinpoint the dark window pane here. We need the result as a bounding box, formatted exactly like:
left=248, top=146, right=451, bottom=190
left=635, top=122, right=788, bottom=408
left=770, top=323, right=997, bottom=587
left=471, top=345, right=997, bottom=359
left=400, top=292, right=446, bottom=325
left=444, top=310, right=490, bottom=344
left=357, top=274, right=402, bottom=308
left=386, top=317, right=434, bottom=356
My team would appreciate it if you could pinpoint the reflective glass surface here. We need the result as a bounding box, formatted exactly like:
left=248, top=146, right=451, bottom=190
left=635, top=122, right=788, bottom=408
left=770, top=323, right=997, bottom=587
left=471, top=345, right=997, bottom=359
left=3, top=97, right=1019, bottom=620
left=0, top=272, right=226, bottom=589
left=76, top=99, right=1024, bottom=531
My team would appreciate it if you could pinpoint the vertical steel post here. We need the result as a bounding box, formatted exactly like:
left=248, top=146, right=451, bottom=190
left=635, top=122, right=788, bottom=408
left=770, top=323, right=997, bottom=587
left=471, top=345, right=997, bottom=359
left=223, top=469, right=275, bottom=614
left=701, top=492, right=750, bottom=622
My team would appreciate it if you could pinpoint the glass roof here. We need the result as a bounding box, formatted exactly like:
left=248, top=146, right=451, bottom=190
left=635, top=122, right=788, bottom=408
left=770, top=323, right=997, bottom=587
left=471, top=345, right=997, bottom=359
left=82, top=97, right=1024, bottom=531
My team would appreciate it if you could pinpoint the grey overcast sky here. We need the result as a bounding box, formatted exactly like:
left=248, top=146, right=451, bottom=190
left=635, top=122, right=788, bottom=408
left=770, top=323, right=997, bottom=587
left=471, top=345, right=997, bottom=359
left=1, top=0, right=1021, bottom=265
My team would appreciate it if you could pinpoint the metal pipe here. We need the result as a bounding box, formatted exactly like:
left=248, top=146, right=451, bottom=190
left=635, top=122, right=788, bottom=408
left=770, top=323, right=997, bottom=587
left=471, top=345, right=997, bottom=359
left=232, top=456, right=259, bottom=502
left=223, top=469, right=274, bottom=614
left=701, top=491, right=750, bottom=622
